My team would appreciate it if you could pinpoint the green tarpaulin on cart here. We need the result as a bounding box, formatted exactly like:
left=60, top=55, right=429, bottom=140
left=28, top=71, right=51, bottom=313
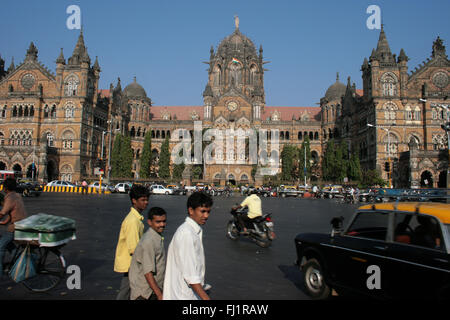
left=14, top=213, right=76, bottom=247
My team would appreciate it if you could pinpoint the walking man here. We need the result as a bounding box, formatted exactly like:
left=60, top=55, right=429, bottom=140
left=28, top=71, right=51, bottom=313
left=114, top=184, right=149, bottom=300
left=163, top=192, right=212, bottom=300
left=129, top=207, right=167, bottom=300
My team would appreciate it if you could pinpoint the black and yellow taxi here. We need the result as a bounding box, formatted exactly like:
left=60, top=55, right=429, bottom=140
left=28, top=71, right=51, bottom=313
left=295, top=202, right=450, bottom=300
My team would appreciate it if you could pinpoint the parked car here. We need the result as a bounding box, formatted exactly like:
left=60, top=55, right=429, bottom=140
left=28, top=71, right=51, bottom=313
left=149, top=184, right=174, bottom=195
left=320, top=185, right=343, bottom=199
left=89, top=182, right=113, bottom=192
left=17, top=181, right=43, bottom=197
left=294, top=201, right=450, bottom=300
left=278, top=186, right=302, bottom=198
left=115, top=182, right=131, bottom=193
left=166, top=184, right=186, bottom=195
left=46, top=180, right=77, bottom=188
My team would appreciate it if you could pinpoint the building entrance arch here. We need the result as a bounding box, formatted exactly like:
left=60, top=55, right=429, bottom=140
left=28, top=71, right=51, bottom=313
left=420, top=170, right=434, bottom=188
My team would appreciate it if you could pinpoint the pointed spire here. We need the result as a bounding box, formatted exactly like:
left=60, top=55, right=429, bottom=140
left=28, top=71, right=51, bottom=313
left=336, top=72, right=340, bottom=82
left=374, top=24, right=395, bottom=63
left=362, top=57, right=369, bottom=68
left=203, top=83, right=213, bottom=97
left=432, top=36, right=447, bottom=58
left=69, top=30, right=90, bottom=65
left=7, top=57, right=15, bottom=73
left=210, top=45, right=214, bottom=59
left=25, top=42, right=38, bottom=61
left=56, top=48, right=65, bottom=64
left=398, top=48, right=408, bottom=62
left=115, top=77, right=122, bottom=91
left=93, top=56, right=100, bottom=71
left=369, top=48, right=376, bottom=61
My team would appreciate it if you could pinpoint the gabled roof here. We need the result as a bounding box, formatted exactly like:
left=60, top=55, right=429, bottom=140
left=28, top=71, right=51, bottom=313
left=0, top=42, right=55, bottom=86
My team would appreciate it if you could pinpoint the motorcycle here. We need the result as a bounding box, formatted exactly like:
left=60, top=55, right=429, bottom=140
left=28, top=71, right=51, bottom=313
left=226, top=207, right=275, bottom=248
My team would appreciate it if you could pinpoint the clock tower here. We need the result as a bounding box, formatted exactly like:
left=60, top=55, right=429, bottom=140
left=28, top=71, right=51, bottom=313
left=202, top=17, right=267, bottom=184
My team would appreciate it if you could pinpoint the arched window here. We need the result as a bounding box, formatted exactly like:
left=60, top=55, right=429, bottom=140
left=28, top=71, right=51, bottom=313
left=61, top=164, right=73, bottom=182
left=298, top=132, right=302, bottom=140
left=44, top=105, right=49, bottom=118
left=384, top=132, right=399, bottom=155
left=62, top=130, right=74, bottom=150
left=381, top=73, right=397, bottom=97
left=413, top=106, right=421, bottom=121
left=384, top=102, right=398, bottom=123
left=1, top=105, right=6, bottom=118
left=51, top=105, right=57, bottom=118
left=405, top=106, right=413, bottom=121
left=229, top=63, right=242, bottom=86
left=65, top=74, right=79, bottom=96
left=12, top=105, right=17, bottom=117
left=46, top=132, right=54, bottom=147
left=65, top=105, right=74, bottom=119
left=249, top=65, right=258, bottom=85
left=213, top=65, right=221, bottom=86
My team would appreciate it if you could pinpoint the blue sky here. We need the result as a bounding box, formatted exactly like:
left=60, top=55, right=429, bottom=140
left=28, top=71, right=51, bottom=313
left=1, top=0, right=449, bottom=107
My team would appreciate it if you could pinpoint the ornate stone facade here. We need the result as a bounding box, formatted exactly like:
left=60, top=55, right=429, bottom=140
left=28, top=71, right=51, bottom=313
left=0, top=22, right=448, bottom=187
left=0, top=32, right=107, bottom=182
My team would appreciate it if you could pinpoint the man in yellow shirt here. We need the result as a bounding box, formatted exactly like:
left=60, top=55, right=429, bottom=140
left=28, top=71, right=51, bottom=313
left=114, top=184, right=149, bottom=300
left=233, top=189, right=262, bottom=234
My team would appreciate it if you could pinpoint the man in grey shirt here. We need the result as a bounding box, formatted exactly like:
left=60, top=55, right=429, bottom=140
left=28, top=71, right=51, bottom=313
left=129, top=207, right=167, bottom=300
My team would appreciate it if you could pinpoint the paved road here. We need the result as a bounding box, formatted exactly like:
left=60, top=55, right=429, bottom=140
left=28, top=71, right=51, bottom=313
left=0, top=192, right=358, bottom=300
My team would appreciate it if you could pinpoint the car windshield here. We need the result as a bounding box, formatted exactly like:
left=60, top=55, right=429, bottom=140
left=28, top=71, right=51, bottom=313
left=346, top=211, right=389, bottom=241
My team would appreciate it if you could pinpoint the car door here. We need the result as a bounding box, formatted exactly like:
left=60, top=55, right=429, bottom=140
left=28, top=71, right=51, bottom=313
left=386, top=212, right=450, bottom=299
left=327, top=210, right=391, bottom=298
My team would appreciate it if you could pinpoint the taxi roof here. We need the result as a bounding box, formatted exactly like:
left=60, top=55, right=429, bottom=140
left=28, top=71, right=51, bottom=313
left=359, top=202, right=450, bottom=224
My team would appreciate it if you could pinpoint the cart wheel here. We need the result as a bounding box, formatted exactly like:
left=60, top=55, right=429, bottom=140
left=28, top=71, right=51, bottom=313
left=22, top=247, right=66, bottom=292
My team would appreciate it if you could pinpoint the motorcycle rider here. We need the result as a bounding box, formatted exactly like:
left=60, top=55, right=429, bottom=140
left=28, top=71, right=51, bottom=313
left=232, top=189, right=262, bottom=234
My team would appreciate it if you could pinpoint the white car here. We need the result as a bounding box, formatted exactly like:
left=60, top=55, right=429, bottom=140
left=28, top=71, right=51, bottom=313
left=88, top=182, right=111, bottom=192
left=115, top=183, right=131, bottom=193
left=150, top=184, right=173, bottom=195
left=46, top=180, right=76, bottom=187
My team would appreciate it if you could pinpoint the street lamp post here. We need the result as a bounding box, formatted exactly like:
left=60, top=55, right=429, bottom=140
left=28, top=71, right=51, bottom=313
left=367, top=123, right=395, bottom=188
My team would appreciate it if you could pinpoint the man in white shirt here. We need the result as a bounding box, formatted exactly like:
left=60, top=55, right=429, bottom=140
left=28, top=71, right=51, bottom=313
left=163, top=192, right=213, bottom=300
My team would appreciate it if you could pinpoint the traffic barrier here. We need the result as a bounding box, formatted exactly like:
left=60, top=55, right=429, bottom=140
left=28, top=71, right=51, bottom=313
left=43, top=185, right=111, bottom=194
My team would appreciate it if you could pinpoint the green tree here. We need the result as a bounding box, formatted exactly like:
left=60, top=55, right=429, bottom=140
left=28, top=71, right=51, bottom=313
left=334, top=140, right=348, bottom=183
left=191, top=166, right=202, bottom=180
left=119, top=135, right=133, bottom=178
left=111, top=134, right=123, bottom=178
left=348, top=150, right=362, bottom=182
left=298, top=135, right=312, bottom=182
left=322, top=140, right=336, bottom=181
left=172, top=163, right=185, bottom=180
left=139, top=131, right=152, bottom=179
left=158, top=135, right=170, bottom=179
left=281, top=144, right=297, bottom=181
left=360, top=169, right=386, bottom=188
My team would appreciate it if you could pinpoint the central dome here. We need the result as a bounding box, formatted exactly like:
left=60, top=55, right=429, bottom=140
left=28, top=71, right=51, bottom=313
left=124, top=77, right=147, bottom=99
left=324, top=73, right=346, bottom=101
left=216, top=28, right=258, bottom=58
